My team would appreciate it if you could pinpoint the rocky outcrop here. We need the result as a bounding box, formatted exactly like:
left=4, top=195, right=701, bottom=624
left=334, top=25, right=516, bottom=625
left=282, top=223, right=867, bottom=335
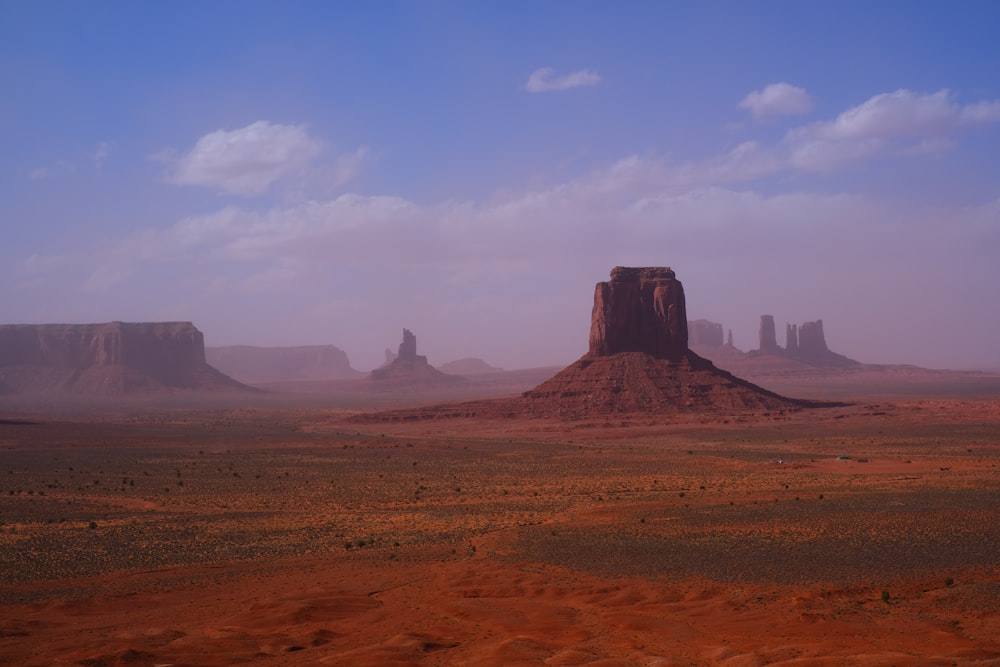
left=589, top=266, right=687, bottom=360
left=396, top=328, right=426, bottom=363
left=758, top=315, right=779, bottom=353
left=371, top=329, right=461, bottom=385
left=522, top=267, right=804, bottom=417
left=206, top=345, right=361, bottom=383
left=785, top=323, right=799, bottom=353
left=798, top=320, right=827, bottom=357
left=689, top=319, right=724, bottom=347
left=0, top=322, right=250, bottom=395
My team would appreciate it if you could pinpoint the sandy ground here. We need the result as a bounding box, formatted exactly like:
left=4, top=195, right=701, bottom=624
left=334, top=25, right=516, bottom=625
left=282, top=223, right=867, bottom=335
left=2, top=396, right=1000, bottom=666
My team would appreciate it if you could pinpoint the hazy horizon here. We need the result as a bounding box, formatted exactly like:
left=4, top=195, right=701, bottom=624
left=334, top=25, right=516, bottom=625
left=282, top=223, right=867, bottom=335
left=3, top=3, right=999, bottom=372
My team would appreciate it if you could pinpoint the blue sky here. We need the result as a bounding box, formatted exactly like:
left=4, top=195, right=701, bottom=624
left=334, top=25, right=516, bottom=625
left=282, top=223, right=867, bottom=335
left=3, top=1, right=999, bottom=371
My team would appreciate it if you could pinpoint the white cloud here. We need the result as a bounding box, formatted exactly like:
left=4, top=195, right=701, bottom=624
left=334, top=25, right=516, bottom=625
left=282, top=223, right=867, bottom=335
left=782, top=89, right=1000, bottom=171
left=803, top=89, right=1000, bottom=142
left=525, top=67, right=601, bottom=93
left=167, top=121, right=324, bottom=196
left=738, top=82, right=813, bottom=120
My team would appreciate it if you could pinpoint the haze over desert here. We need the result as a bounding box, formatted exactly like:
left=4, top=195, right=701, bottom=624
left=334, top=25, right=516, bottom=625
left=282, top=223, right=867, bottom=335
left=3, top=3, right=1000, bottom=666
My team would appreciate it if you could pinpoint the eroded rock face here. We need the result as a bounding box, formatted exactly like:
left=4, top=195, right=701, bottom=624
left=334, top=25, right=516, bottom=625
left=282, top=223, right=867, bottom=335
left=397, top=328, right=426, bottom=363
left=520, top=266, right=804, bottom=416
left=689, top=319, right=724, bottom=348
left=798, top=320, right=829, bottom=357
left=0, top=321, right=247, bottom=394
left=370, top=328, right=456, bottom=384
left=589, top=266, right=688, bottom=360
left=786, top=323, right=799, bottom=353
left=205, top=344, right=360, bottom=383
left=758, top=315, right=779, bottom=353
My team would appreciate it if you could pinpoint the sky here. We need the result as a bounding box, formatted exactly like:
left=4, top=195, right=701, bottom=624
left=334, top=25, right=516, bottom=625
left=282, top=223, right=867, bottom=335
left=2, top=1, right=999, bottom=372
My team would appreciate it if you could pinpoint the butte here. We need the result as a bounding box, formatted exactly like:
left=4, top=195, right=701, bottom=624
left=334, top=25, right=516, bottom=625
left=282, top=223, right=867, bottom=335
left=369, top=328, right=463, bottom=386
left=519, top=266, right=806, bottom=418
left=353, top=266, right=818, bottom=423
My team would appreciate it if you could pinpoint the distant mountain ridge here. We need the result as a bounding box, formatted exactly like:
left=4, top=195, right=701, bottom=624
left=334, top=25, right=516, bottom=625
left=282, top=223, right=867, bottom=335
left=206, top=344, right=362, bottom=384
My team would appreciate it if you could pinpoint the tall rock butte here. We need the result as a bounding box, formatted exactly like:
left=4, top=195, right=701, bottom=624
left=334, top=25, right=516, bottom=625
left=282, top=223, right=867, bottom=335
left=522, top=267, right=801, bottom=417
left=589, top=267, right=688, bottom=359
left=749, top=316, right=858, bottom=368
left=0, top=321, right=250, bottom=395
left=370, top=328, right=460, bottom=385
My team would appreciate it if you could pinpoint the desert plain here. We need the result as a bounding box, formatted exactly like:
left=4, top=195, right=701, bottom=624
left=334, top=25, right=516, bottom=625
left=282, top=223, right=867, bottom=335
left=2, top=379, right=1000, bottom=667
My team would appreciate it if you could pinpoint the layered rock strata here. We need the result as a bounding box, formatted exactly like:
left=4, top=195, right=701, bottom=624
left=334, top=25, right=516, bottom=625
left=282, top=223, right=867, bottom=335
left=206, top=345, right=361, bottom=383
left=0, top=321, right=249, bottom=395
left=522, top=267, right=802, bottom=417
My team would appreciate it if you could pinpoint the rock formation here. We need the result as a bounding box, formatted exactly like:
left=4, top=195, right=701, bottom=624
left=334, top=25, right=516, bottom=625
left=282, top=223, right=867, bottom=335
left=589, top=267, right=688, bottom=360
left=689, top=319, right=724, bottom=348
left=758, top=315, right=779, bottom=353
left=798, top=320, right=828, bottom=357
left=521, top=267, right=802, bottom=417
left=785, top=323, right=799, bottom=353
left=727, top=329, right=734, bottom=347
left=749, top=315, right=861, bottom=372
left=0, top=321, right=250, bottom=395
left=396, top=328, right=426, bottom=363
left=205, top=345, right=361, bottom=383
left=370, top=329, right=460, bottom=385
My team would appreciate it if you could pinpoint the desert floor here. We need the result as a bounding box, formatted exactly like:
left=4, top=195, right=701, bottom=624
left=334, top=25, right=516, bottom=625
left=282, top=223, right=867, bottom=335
left=2, top=394, right=1000, bottom=666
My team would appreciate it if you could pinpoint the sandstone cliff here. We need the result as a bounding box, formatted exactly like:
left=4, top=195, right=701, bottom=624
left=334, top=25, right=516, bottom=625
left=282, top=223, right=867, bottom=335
left=589, top=267, right=688, bottom=360
left=750, top=317, right=858, bottom=368
left=206, top=345, right=361, bottom=383
left=689, top=319, right=724, bottom=348
left=0, top=322, right=250, bottom=395
left=522, top=267, right=802, bottom=417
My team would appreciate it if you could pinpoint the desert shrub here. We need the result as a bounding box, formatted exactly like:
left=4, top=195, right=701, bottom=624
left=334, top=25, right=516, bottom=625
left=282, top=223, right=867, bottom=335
left=881, top=590, right=890, bottom=603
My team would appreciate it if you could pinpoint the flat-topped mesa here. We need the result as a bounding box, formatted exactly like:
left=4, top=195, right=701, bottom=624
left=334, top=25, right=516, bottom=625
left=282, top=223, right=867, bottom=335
left=0, top=321, right=250, bottom=394
left=689, top=319, right=724, bottom=348
left=0, top=321, right=206, bottom=372
left=589, top=266, right=688, bottom=360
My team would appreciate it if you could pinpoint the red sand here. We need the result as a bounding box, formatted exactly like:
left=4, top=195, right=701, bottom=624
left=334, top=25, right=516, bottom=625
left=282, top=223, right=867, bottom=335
left=2, top=397, right=1000, bottom=666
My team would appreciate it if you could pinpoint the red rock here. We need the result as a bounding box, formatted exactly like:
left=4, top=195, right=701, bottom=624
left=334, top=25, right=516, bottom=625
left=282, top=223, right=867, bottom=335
left=0, top=321, right=249, bottom=395
left=689, top=319, right=724, bottom=348
left=786, top=323, right=799, bottom=353
left=521, top=267, right=803, bottom=417
left=758, top=315, right=779, bottom=353
left=205, top=345, right=361, bottom=383
left=589, top=267, right=688, bottom=360
left=371, top=329, right=461, bottom=386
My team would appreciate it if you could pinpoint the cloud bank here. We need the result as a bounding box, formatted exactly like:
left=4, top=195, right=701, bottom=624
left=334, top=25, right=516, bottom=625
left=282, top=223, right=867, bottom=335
left=738, top=82, right=814, bottom=120
left=166, top=121, right=324, bottom=196
left=525, top=67, right=602, bottom=93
